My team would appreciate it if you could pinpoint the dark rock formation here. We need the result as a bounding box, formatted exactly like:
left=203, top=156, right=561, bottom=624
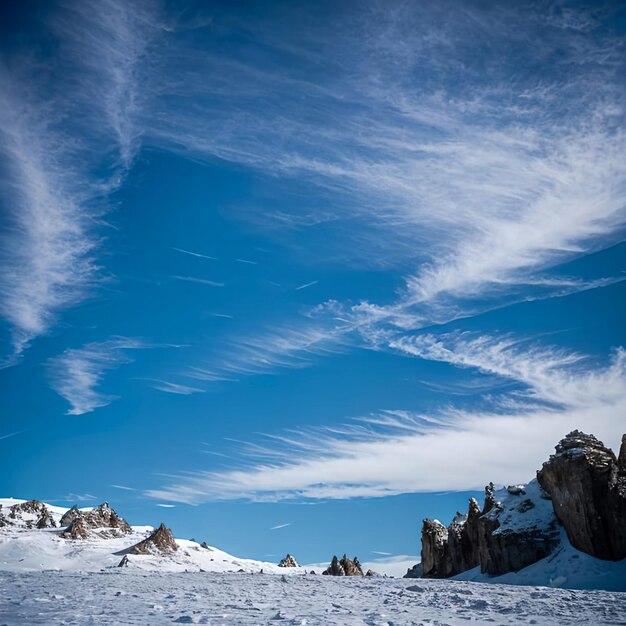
left=421, top=519, right=452, bottom=578
left=121, top=523, right=178, bottom=556
left=118, top=555, right=130, bottom=567
left=36, top=507, right=57, bottom=529
left=619, top=435, right=626, bottom=469
left=83, top=502, right=131, bottom=533
left=61, top=518, right=88, bottom=539
left=4, top=500, right=57, bottom=529
left=403, top=563, right=423, bottom=578
left=8, top=500, right=46, bottom=518
left=59, top=502, right=131, bottom=538
left=322, top=554, right=363, bottom=576
left=415, top=431, right=626, bottom=580
left=448, top=498, right=481, bottom=574
left=278, top=554, right=298, bottom=568
left=365, top=569, right=381, bottom=577
left=537, top=430, right=626, bottom=561
left=341, top=554, right=363, bottom=576
left=322, top=555, right=344, bottom=576
left=60, top=505, right=81, bottom=527
left=420, top=480, right=558, bottom=579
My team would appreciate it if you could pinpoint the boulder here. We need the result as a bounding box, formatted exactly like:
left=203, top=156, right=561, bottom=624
left=537, top=430, right=626, bottom=560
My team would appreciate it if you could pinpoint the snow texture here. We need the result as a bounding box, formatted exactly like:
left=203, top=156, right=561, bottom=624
left=1, top=570, right=625, bottom=625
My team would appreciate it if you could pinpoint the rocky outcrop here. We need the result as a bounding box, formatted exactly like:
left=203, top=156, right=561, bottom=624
left=448, top=498, right=481, bottom=574
left=122, top=523, right=178, bottom=556
left=278, top=554, right=298, bottom=567
left=4, top=500, right=57, bottom=529
left=421, top=520, right=452, bottom=577
left=403, top=563, right=423, bottom=578
left=322, top=555, right=344, bottom=576
left=59, top=502, right=131, bottom=538
left=36, top=507, right=57, bottom=529
left=341, top=554, right=363, bottom=576
left=61, top=518, right=89, bottom=539
left=59, top=505, right=81, bottom=527
left=322, top=554, right=363, bottom=576
left=537, top=430, right=626, bottom=561
left=421, top=479, right=558, bottom=579
left=415, top=431, right=626, bottom=580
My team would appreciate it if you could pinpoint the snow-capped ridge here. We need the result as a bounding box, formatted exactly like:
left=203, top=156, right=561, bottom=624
left=0, top=498, right=305, bottom=575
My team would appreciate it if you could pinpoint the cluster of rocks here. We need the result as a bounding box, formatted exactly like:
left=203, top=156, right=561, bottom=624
left=278, top=554, right=298, bottom=567
left=322, top=554, right=364, bottom=576
left=413, top=431, right=626, bottom=580
left=60, top=502, right=131, bottom=540
left=0, top=500, right=58, bottom=530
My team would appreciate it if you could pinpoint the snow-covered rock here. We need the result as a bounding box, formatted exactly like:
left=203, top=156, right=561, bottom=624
left=413, top=430, right=626, bottom=590
left=277, top=553, right=298, bottom=567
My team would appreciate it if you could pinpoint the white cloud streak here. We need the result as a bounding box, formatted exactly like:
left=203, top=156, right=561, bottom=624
left=149, top=379, right=204, bottom=395
left=48, top=337, right=146, bottom=415
left=171, top=275, right=224, bottom=287
left=0, top=0, right=159, bottom=359
left=147, top=336, right=626, bottom=503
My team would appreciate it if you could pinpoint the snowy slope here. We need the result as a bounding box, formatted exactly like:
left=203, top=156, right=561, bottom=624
left=455, top=528, right=626, bottom=592
left=0, top=498, right=304, bottom=575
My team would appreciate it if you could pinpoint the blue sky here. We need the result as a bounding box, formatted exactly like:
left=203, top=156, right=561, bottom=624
left=1, top=0, right=625, bottom=565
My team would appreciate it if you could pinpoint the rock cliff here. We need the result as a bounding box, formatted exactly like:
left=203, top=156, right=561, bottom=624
left=417, top=431, right=625, bottom=579
left=537, top=430, right=626, bottom=560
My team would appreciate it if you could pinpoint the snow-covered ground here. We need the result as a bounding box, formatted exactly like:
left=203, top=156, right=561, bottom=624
left=1, top=496, right=625, bottom=624
left=1, top=570, right=625, bottom=625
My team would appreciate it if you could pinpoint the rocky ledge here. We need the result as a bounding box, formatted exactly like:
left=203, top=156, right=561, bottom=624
left=416, top=431, right=625, bottom=579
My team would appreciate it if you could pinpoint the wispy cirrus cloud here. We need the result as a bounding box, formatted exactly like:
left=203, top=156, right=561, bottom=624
left=48, top=337, right=147, bottom=415
left=146, top=336, right=626, bottom=503
left=0, top=0, right=159, bottom=360
left=148, top=379, right=204, bottom=395
left=136, top=0, right=625, bottom=381
left=185, top=323, right=351, bottom=383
